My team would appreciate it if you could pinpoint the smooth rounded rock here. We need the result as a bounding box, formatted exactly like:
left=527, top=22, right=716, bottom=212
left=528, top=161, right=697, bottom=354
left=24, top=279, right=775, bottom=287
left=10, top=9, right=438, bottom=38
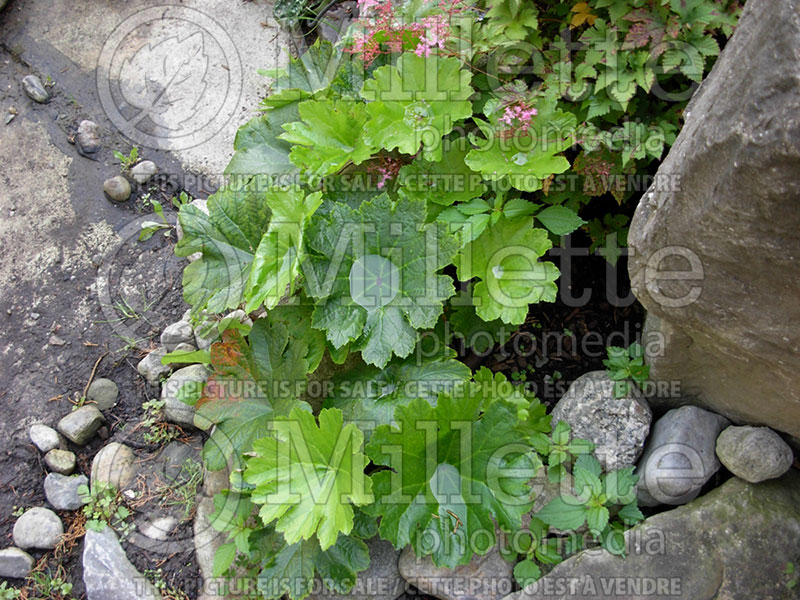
left=13, top=507, right=63, bottom=550
left=103, top=175, right=131, bottom=203
left=716, top=425, right=794, bottom=483
left=44, top=449, right=76, bottom=474
left=635, top=405, right=730, bottom=506
left=161, top=321, right=194, bottom=351
left=130, top=160, right=157, bottom=184
left=22, top=75, right=49, bottom=103
left=139, top=516, right=178, bottom=542
left=0, top=547, right=34, bottom=579
left=29, top=423, right=61, bottom=453
left=551, top=371, right=653, bottom=471
left=87, top=378, right=118, bottom=410
left=58, top=405, right=105, bottom=445
left=161, top=364, right=208, bottom=428
left=76, top=120, right=101, bottom=156
left=44, top=473, right=88, bottom=511
left=91, top=442, right=136, bottom=490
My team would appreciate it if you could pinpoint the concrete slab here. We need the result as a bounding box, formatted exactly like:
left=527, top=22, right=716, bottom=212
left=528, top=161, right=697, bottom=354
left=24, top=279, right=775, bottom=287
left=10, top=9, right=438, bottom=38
left=2, top=0, right=297, bottom=177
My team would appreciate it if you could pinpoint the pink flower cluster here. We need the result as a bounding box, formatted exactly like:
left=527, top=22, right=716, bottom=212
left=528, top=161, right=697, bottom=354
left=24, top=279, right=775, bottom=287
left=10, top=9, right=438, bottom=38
left=348, top=0, right=463, bottom=63
left=498, top=102, right=538, bottom=136
left=367, top=156, right=404, bottom=189
left=414, top=14, right=450, bottom=57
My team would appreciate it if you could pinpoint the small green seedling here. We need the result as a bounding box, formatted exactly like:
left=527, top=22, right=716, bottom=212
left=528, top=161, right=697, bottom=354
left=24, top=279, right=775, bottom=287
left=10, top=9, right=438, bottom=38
left=603, top=343, right=650, bottom=398
left=114, top=146, right=139, bottom=172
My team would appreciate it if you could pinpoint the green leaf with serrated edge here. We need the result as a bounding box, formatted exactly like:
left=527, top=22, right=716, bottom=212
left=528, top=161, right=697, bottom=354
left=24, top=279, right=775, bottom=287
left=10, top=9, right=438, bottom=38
left=599, top=523, right=627, bottom=556
left=351, top=507, right=378, bottom=539
left=503, top=198, right=539, bottom=219
left=586, top=505, right=610, bottom=533
left=398, top=137, right=486, bottom=206
left=604, top=467, right=638, bottom=505
left=257, top=533, right=369, bottom=600
left=456, top=215, right=559, bottom=325
left=244, top=407, right=373, bottom=551
left=195, top=319, right=313, bottom=471
left=535, top=539, right=563, bottom=565
left=535, top=495, right=587, bottom=530
left=465, top=100, right=575, bottom=192
left=267, top=300, right=326, bottom=374
left=176, top=177, right=272, bottom=314
left=536, top=205, right=586, bottom=236
left=225, top=111, right=298, bottom=178
left=280, top=99, right=374, bottom=181
left=573, top=466, right=603, bottom=501
left=304, top=194, right=459, bottom=367
left=263, top=40, right=341, bottom=107
left=366, top=392, right=539, bottom=568
left=213, top=542, right=237, bottom=577
left=314, top=535, right=370, bottom=593
left=514, top=559, right=541, bottom=588
left=618, top=502, right=644, bottom=525
left=245, top=186, right=323, bottom=312
left=361, top=53, right=473, bottom=161
left=323, top=352, right=471, bottom=438
left=258, top=537, right=316, bottom=600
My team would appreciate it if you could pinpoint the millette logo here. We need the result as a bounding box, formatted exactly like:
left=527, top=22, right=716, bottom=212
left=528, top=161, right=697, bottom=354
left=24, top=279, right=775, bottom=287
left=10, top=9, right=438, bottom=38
left=97, top=6, right=242, bottom=150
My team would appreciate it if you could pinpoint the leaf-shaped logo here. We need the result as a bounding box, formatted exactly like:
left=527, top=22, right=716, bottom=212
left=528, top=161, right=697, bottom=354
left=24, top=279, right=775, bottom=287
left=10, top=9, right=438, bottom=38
left=119, top=32, right=208, bottom=131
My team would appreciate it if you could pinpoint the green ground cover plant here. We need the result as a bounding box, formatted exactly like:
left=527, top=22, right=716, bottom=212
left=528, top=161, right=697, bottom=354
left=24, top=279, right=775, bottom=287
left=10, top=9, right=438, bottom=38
left=173, top=0, right=740, bottom=596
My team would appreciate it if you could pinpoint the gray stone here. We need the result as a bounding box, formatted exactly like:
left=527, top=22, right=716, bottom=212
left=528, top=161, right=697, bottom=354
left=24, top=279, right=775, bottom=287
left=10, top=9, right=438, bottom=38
left=627, top=0, right=800, bottom=438
left=635, top=406, right=729, bottom=507
left=13, top=507, right=63, bottom=550
left=130, top=160, right=158, bottom=184
left=161, top=364, right=208, bottom=427
left=58, top=405, right=105, bottom=445
left=309, top=537, right=402, bottom=600
left=139, top=516, right=178, bottom=541
left=223, top=309, right=253, bottom=328
left=91, top=442, right=136, bottom=490
left=194, top=495, right=229, bottom=597
left=86, top=378, right=118, bottom=410
left=161, top=320, right=194, bottom=351
left=44, top=448, right=76, bottom=474
left=716, top=425, right=794, bottom=483
left=0, top=547, right=35, bottom=579
left=504, top=471, right=800, bottom=600
left=158, top=441, right=201, bottom=482
left=103, top=175, right=131, bottom=203
left=44, top=473, right=88, bottom=510
left=22, top=75, right=49, bottom=103
left=137, top=347, right=170, bottom=385
left=399, top=544, right=513, bottom=600
left=551, top=371, right=652, bottom=471
left=83, top=525, right=162, bottom=600
left=194, top=326, right=219, bottom=351
left=29, top=423, right=61, bottom=453
left=76, top=120, right=101, bottom=156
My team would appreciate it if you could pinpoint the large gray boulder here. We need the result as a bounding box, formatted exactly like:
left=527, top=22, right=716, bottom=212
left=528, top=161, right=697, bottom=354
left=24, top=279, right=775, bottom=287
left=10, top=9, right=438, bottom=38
left=504, top=471, right=800, bottom=600
left=399, top=544, right=514, bottom=600
left=83, top=525, right=162, bottom=600
left=627, top=0, right=800, bottom=438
